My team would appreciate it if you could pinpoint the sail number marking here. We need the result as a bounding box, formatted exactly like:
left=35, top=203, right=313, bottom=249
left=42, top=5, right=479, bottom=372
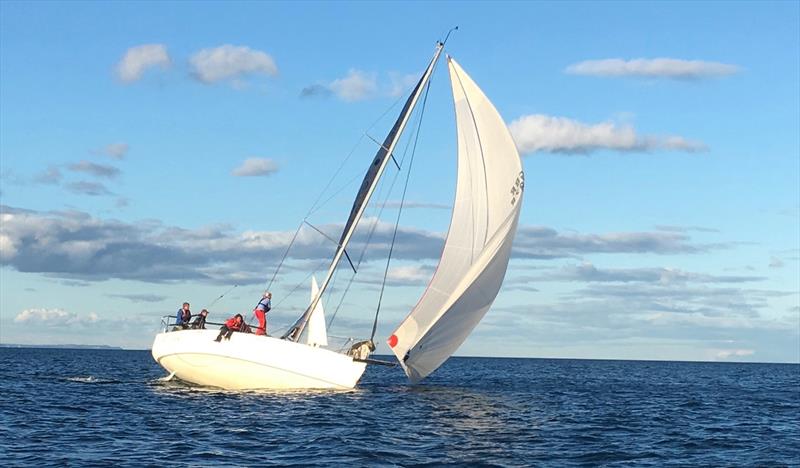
left=510, top=171, right=525, bottom=206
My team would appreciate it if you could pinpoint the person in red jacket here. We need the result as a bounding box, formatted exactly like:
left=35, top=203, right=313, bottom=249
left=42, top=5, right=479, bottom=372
left=214, top=314, right=244, bottom=342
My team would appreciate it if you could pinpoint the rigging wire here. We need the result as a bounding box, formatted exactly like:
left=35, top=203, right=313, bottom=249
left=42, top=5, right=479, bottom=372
left=370, top=77, right=434, bottom=341
left=205, top=284, right=238, bottom=312
left=327, top=83, right=428, bottom=330
left=306, top=92, right=408, bottom=217
left=258, top=91, right=408, bottom=314
left=265, top=220, right=304, bottom=292
left=326, top=207, right=380, bottom=328
left=271, top=257, right=331, bottom=310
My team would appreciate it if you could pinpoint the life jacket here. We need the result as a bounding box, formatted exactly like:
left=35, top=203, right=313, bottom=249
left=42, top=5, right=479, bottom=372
left=225, top=317, right=242, bottom=329
left=191, top=315, right=206, bottom=329
left=255, top=298, right=271, bottom=313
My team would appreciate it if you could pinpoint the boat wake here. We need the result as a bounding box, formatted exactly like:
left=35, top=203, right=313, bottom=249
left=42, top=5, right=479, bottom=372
left=65, top=376, right=119, bottom=384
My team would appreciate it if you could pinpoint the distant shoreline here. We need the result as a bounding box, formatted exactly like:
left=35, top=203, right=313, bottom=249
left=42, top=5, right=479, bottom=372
left=0, top=344, right=796, bottom=364
left=0, top=343, right=124, bottom=350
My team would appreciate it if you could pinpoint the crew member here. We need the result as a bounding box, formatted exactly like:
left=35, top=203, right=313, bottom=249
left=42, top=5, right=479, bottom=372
left=253, top=291, right=272, bottom=336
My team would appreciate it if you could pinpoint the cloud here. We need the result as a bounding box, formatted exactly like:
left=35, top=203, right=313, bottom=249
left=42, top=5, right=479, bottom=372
left=33, top=166, right=62, bottom=185
left=509, top=114, right=708, bottom=155
left=303, top=69, right=378, bottom=102
left=565, top=58, right=740, bottom=79
left=93, top=143, right=129, bottom=160
left=387, top=264, right=433, bottom=283
left=231, top=158, right=278, bottom=177
left=300, top=84, right=332, bottom=98
left=388, top=72, right=420, bottom=97
left=769, top=256, right=785, bottom=269
left=355, top=264, right=435, bottom=287
left=382, top=201, right=451, bottom=210
left=57, top=279, right=91, bottom=288
left=67, top=161, right=120, bottom=179
left=479, top=268, right=798, bottom=362
left=116, top=44, right=171, bottom=83
left=65, top=181, right=112, bottom=196
left=542, top=262, right=765, bottom=284
left=330, top=69, right=378, bottom=101
left=655, top=225, right=719, bottom=233
left=14, top=308, right=98, bottom=325
left=715, top=349, right=755, bottom=360
left=302, top=70, right=419, bottom=101
left=189, top=45, right=278, bottom=84
left=0, top=205, right=719, bottom=285
left=0, top=205, right=439, bottom=284
left=105, top=293, right=168, bottom=303
left=512, top=225, right=715, bottom=258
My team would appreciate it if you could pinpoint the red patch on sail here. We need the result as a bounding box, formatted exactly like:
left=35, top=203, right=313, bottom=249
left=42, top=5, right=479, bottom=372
left=388, top=334, right=398, bottom=348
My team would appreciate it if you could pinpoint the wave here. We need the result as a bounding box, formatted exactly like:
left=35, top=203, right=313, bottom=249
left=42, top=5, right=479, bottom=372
left=65, top=376, right=119, bottom=384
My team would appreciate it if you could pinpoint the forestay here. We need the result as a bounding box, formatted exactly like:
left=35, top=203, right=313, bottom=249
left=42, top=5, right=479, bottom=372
left=388, top=57, right=524, bottom=383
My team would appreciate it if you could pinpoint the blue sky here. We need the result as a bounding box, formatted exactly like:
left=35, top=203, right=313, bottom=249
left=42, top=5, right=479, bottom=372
left=1, top=1, right=798, bottom=362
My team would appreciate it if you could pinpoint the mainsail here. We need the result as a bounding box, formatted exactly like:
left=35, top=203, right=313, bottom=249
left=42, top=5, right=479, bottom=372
left=387, top=57, right=524, bottom=382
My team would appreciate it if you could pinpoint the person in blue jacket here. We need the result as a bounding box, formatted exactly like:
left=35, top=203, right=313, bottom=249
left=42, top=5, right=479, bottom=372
left=175, top=302, right=191, bottom=329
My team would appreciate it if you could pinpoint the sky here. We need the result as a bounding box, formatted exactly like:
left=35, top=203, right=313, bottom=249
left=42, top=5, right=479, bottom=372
left=1, top=1, right=798, bottom=362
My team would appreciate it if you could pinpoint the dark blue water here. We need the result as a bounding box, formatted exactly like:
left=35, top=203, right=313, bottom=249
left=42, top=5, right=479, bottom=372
left=1, top=349, right=798, bottom=466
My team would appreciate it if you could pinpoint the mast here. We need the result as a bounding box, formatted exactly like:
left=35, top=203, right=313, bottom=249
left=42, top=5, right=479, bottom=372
left=284, top=42, right=445, bottom=341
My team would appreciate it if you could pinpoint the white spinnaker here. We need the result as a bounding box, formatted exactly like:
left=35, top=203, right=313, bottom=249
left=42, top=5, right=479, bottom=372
left=387, top=57, right=524, bottom=382
left=304, top=276, right=328, bottom=347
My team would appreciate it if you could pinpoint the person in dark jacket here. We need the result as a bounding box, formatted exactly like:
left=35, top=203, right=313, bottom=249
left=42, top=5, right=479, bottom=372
left=214, top=314, right=244, bottom=342
left=174, top=302, right=191, bottom=330
left=191, top=309, right=209, bottom=329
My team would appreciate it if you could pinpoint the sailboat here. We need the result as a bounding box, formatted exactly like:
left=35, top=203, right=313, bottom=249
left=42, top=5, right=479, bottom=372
left=151, top=40, right=524, bottom=389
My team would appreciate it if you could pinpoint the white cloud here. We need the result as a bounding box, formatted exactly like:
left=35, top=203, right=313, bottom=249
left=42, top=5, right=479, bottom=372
left=329, top=69, right=378, bottom=102
left=353, top=263, right=435, bottom=287
left=715, top=349, right=755, bottom=360
left=231, top=158, right=279, bottom=177
left=386, top=265, right=434, bottom=285
left=388, top=72, right=420, bottom=97
left=189, top=45, right=278, bottom=84
left=14, top=308, right=98, bottom=325
left=509, top=114, right=708, bottom=155
left=116, top=44, right=171, bottom=83
left=0, top=229, right=16, bottom=261
left=565, top=58, right=740, bottom=79
left=302, top=70, right=410, bottom=101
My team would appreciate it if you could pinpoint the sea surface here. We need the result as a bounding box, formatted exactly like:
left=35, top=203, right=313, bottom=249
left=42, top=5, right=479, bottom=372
left=0, top=348, right=798, bottom=467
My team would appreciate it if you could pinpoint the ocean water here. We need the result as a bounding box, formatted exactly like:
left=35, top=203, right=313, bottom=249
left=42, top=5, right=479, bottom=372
left=0, top=349, right=798, bottom=466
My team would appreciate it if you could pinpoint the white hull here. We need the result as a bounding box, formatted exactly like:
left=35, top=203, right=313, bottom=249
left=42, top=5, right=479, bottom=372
left=151, top=330, right=367, bottom=390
